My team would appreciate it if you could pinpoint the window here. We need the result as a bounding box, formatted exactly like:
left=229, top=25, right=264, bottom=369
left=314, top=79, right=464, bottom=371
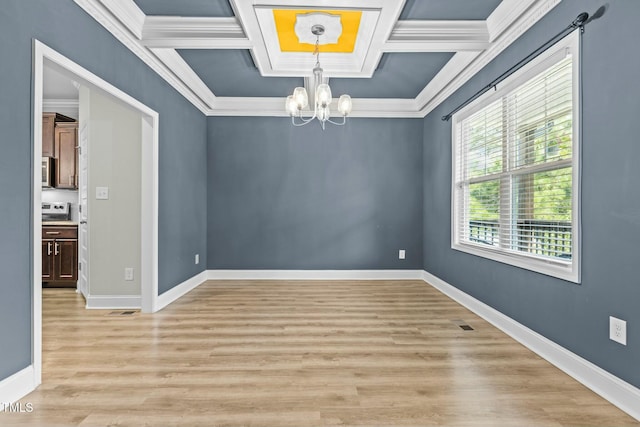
left=452, top=32, right=580, bottom=282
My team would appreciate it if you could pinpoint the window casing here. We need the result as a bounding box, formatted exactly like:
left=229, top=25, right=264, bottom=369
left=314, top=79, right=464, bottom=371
left=451, top=31, right=580, bottom=283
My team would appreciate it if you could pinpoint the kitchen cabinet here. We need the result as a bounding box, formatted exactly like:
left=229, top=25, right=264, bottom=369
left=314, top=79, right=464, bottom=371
left=42, top=225, right=78, bottom=287
left=54, top=122, right=78, bottom=189
left=42, top=113, right=56, bottom=157
left=42, top=112, right=75, bottom=158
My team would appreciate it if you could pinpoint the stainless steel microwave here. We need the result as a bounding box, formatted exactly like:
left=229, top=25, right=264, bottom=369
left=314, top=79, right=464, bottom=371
left=42, top=157, right=54, bottom=187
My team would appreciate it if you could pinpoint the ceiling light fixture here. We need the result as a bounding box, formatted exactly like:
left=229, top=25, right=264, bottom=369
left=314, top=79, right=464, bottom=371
left=286, top=24, right=352, bottom=130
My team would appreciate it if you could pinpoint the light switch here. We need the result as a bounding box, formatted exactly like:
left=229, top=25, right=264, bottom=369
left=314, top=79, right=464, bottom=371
left=96, top=187, right=109, bottom=200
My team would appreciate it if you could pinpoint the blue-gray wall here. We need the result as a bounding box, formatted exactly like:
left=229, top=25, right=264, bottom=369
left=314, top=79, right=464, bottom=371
left=207, top=117, right=423, bottom=269
left=0, top=0, right=207, bottom=380
left=422, top=0, right=640, bottom=388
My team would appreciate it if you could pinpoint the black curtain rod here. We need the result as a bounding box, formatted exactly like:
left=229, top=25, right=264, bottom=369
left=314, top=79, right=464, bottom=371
left=441, top=12, right=589, bottom=122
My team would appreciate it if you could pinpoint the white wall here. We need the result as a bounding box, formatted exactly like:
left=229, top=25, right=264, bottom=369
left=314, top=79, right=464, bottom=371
left=87, top=89, right=142, bottom=297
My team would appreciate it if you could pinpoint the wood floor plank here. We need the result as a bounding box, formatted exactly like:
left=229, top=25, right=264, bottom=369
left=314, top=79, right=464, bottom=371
left=1, top=280, right=638, bottom=426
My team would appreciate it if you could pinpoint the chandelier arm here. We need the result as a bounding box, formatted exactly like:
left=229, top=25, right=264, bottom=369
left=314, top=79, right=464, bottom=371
left=326, top=116, right=348, bottom=126
left=291, top=111, right=318, bottom=126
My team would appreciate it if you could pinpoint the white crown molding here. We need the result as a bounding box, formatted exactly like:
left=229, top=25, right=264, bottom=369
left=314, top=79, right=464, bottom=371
left=142, top=17, right=252, bottom=49
left=149, top=48, right=217, bottom=108
left=73, top=0, right=209, bottom=114
left=486, top=0, right=539, bottom=42
left=414, top=51, right=483, bottom=112
left=42, top=98, right=80, bottom=109
left=97, top=0, right=145, bottom=39
left=349, top=98, right=422, bottom=118
left=359, top=0, right=405, bottom=82
left=417, top=0, right=563, bottom=118
left=384, top=20, right=490, bottom=52
left=208, top=96, right=421, bottom=118
left=76, top=0, right=559, bottom=118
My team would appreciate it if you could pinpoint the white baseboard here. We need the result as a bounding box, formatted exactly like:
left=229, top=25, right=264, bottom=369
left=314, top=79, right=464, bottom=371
left=207, top=269, right=424, bottom=281
left=422, top=270, right=640, bottom=422
left=85, top=295, right=141, bottom=309
left=0, top=366, right=36, bottom=404
left=155, top=270, right=208, bottom=312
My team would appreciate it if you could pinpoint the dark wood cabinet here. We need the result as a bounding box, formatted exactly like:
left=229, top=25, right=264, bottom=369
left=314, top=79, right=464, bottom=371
left=42, top=239, right=55, bottom=281
left=54, top=122, right=78, bottom=189
left=42, top=113, right=56, bottom=157
left=42, top=225, right=78, bottom=287
left=42, top=112, right=75, bottom=159
left=42, top=113, right=78, bottom=189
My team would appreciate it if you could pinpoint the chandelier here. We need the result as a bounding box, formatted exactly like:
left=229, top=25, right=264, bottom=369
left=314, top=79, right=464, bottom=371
left=285, top=24, right=352, bottom=129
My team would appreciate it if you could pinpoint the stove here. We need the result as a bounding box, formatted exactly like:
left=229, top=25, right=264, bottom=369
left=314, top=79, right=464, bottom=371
left=42, top=202, right=71, bottom=221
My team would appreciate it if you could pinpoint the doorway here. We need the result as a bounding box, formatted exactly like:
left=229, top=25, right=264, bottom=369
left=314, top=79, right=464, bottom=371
left=32, top=40, right=159, bottom=386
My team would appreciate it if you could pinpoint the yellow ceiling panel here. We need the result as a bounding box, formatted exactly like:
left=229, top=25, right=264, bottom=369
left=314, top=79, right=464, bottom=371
left=273, top=9, right=362, bottom=53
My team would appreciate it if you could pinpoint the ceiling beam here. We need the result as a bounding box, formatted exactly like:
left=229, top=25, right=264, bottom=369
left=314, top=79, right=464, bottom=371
left=142, top=17, right=252, bottom=49
left=76, top=0, right=561, bottom=118
left=384, top=20, right=490, bottom=52
left=98, top=0, right=146, bottom=39
left=141, top=16, right=491, bottom=53
left=417, top=0, right=562, bottom=117
left=73, top=0, right=210, bottom=114
left=149, top=49, right=217, bottom=108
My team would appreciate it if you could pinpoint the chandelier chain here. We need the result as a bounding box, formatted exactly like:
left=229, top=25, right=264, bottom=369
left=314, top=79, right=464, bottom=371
left=314, top=35, right=320, bottom=68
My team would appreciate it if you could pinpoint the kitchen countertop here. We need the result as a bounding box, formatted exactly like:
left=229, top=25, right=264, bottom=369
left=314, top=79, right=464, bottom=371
left=42, top=221, right=78, bottom=226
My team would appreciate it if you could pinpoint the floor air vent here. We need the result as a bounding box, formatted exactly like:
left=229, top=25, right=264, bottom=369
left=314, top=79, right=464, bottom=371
left=451, top=319, right=474, bottom=331
left=106, top=310, right=137, bottom=316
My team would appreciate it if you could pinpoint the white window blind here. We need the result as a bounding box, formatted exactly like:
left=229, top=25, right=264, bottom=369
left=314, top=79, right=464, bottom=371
left=452, top=32, right=580, bottom=282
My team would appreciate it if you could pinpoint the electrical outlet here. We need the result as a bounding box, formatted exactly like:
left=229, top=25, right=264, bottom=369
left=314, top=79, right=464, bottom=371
left=195, top=254, right=200, bottom=265
left=399, top=249, right=406, bottom=260
left=609, top=316, right=627, bottom=345
left=124, top=268, right=134, bottom=281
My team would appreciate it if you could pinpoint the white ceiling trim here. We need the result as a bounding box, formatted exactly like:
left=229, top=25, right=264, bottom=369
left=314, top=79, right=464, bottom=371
left=252, top=6, right=381, bottom=78
left=417, top=0, right=562, bottom=117
left=414, top=51, right=484, bottom=110
left=486, top=0, right=539, bottom=42
left=97, top=0, right=145, bottom=39
left=43, top=99, right=80, bottom=109
left=208, top=97, right=421, bottom=118
left=75, top=0, right=561, bottom=119
left=358, top=1, right=406, bottom=81
left=142, top=17, right=252, bottom=49
left=138, top=17, right=493, bottom=56
left=149, top=48, right=217, bottom=108
left=74, top=0, right=210, bottom=114
left=384, top=20, right=490, bottom=52
left=234, top=0, right=406, bottom=78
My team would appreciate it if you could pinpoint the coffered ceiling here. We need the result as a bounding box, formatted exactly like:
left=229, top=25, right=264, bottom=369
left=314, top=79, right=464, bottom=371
left=72, top=0, right=560, bottom=117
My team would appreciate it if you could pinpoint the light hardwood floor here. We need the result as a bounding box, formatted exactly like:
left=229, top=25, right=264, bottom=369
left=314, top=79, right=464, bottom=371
left=3, top=280, right=638, bottom=426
